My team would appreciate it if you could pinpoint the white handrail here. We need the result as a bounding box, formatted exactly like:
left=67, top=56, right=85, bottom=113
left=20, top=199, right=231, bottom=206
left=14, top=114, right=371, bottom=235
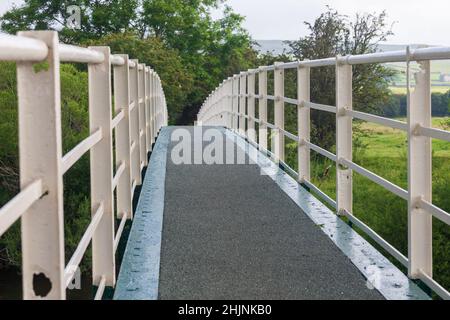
left=61, top=128, right=103, bottom=174
left=0, top=180, right=43, bottom=236
left=198, top=47, right=450, bottom=299
left=60, top=44, right=104, bottom=64
left=64, top=202, right=104, bottom=288
left=0, top=30, right=168, bottom=300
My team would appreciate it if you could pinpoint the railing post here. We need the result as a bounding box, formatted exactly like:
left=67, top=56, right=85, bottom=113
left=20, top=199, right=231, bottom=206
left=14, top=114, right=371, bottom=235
left=407, top=56, right=432, bottom=278
left=152, top=70, right=156, bottom=144
left=150, top=70, right=155, bottom=144
left=298, top=64, right=311, bottom=182
left=274, top=62, right=285, bottom=162
left=227, top=78, right=233, bottom=129
left=88, top=46, right=115, bottom=288
left=157, top=76, right=161, bottom=132
left=113, top=54, right=133, bottom=220
left=164, top=93, right=167, bottom=126
left=258, top=67, right=268, bottom=150
left=336, top=57, right=353, bottom=215
left=17, top=30, right=65, bottom=299
left=145, top=67, right=151, bottom=152
left=239, top=72, right=247, bottom=136
left=217, top=84, right=222, bottom=126
left=138, top=64, right=147, bottom=168
left=129, top=60, right=141, bottom=186
left=157, top=75, right=161, bottom=132
left=247, top=70, right=256, bottom=142
left=232, top=75, right=239, bottom=132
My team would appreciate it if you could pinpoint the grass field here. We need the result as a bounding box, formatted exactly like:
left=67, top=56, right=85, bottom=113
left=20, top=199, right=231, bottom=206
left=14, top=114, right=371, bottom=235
left=389, top=86, right=450, bottom=94
left=357, top=117, right=450, bottom=158
left=284, top=117, right=450, bottom=295
left=387, top=60, right=450, bottom=94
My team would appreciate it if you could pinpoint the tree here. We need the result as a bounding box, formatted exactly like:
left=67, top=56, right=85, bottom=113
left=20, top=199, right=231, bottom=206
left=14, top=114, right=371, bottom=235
left=287, top=7, right=395, bottom=149
left=87, top=33, right=194, bottom=122
left=1, top=0, right=257, bottom=124
left=0, top=0, right=140, bottom=43
left=141, top=1, right=257, bottom=123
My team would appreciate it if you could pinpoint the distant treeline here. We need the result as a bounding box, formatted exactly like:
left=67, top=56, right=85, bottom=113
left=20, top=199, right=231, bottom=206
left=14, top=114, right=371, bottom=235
left=381, top=91, right=450, bottom=117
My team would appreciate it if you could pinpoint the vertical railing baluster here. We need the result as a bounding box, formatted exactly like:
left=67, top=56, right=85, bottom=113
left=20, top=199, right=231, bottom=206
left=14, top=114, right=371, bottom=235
left=407, top=52, right=433, bottom=279
left=247, top=70, right=256, bottom=142
left=138, top=64, right=146, bottom=168
left=129, top=60, right=141, bottom=186
left=239, top=72, right=246, bottom=136
left=113, top=54, right=133, bottom=220
left=222, top=82, right=226, bottom=127
left=215, top=87, right=219, bottom=125
left=157, top=76, right=161, bottom=132
left=88, top=46, right=115, bottom=288
left=18, top=30, right=65, bottom=300
left=220, top=84, right=223, bottom=126
left=298, top=64, right=311, bottom=183
left=150, top=70, right=155, bottom=144
left=145, top=67, right=151, bottom=152
left=155, top=75, right=160, bottom=135
left=336, top=57, right=353, bottom=215
left=149, top=70, right=154, bottom=147
left=226, top=78, right=231, bottom=128
left=274, top=62, right=285, bottom=162
left=258, top=67, right=268, bottom=150
left=232, top=75, right=239, bottom=132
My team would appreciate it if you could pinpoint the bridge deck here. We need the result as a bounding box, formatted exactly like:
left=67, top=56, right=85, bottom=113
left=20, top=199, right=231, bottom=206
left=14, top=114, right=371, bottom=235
left=114, top=126, right=429, bottom=300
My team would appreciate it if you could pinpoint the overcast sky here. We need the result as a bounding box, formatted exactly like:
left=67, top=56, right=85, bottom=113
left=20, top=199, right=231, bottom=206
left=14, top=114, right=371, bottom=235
left=1, top=0, right=449, bottom=45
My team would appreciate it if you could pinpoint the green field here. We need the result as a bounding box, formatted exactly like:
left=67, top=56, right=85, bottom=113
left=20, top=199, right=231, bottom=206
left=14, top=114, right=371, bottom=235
left=284, top=117, right=450, bottom=294
left=389, top=86, right=450, bottom=94
left=387, top=60, right=450, bottom=94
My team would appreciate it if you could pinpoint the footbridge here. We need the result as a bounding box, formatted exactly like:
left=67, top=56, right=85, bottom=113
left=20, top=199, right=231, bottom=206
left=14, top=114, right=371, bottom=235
left=0, top=31, right=449, bottom=300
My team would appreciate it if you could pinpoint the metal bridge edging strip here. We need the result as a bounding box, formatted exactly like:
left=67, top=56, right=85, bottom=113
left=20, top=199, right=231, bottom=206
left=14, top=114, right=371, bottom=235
left=114, top=127, right=170, bottom=300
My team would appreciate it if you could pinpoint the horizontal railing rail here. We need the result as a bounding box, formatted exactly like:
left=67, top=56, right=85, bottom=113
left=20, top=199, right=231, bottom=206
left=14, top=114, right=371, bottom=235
left=198, top=46, right=450, bottom=300
left=0, top=31, right=168, bottom=300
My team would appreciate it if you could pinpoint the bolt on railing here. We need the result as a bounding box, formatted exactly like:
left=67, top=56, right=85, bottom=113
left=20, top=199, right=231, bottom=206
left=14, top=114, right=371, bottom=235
left=197, top=47, right=450, bottom=300
left=0, top=31, right=168, bottom=300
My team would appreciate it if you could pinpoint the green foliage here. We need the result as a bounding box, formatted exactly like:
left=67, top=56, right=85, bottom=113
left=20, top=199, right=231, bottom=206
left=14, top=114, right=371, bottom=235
left=141, top=0, right=257, bottom=122
left=1, top=0, right=258, bottom=124
left=87, top=33, right=194, bottom=123
left=0, top=0, right=140, bottom=43
left=382, top=92, right=450, bottom=118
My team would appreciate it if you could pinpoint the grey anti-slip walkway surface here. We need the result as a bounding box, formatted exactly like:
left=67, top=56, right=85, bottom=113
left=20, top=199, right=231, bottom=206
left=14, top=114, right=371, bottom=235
left=158, top=126, right=383, bottom=300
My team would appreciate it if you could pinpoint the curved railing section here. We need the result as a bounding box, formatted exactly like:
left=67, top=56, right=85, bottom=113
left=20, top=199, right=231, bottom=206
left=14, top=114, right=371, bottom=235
left=0, top=31, right=168, bottom=299
left=198, top=47, right=450, bottom=300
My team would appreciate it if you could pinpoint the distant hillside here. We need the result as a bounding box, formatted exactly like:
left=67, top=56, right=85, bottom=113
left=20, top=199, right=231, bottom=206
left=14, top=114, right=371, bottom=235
left=254, top=40, right=291, bottom=55
left=254, top=41, right=434, bottom=55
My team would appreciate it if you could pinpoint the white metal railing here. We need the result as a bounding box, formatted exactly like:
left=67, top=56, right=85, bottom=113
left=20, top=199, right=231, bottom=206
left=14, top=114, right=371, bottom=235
left=197, top=46, right=450, bottom=300
left=0, top=31, right=168, bottom=299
